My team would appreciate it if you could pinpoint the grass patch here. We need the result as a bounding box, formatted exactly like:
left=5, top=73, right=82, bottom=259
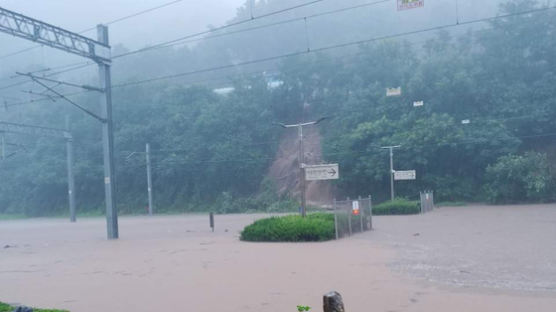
left=0, top=214, right=26, bottom=221
left=436, top=201, right=467, bottom=207
left=0, top=302, right=68, bottom=312
left=373, top=198, right=420, bottom=215
left=240, top=213, right=335, bottom=242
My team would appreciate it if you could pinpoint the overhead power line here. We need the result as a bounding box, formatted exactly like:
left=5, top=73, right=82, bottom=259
left=112, top=0, right=389, bottom=59
left=116, top=130, right=556, bottom=170
left=114, top=0, right=391, bottom=59
left=110, top=4, right=556, bottom=88
left=0, top=0, right=331, bottom=91
left=80, top=0, right=186, bottom=33
left=5, top=3, right=556, bottom=107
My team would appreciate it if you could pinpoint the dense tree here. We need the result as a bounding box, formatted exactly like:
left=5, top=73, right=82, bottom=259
left=0, top=0, right=554, bottom=216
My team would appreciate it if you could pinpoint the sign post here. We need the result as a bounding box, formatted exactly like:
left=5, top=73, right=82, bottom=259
left=352, top=200, right=360, bottom=216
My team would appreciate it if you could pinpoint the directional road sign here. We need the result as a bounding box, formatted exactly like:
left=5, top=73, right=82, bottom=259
left=398, top=0, right=424, bottom=11
left=394, top=170, right=416, bottom=181
left=304, top=164, right=339, bottom=181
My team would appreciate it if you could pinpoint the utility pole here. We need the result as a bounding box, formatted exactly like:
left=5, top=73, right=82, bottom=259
left=1, top=132, right=5, bottom=160
left=146, top=143, right=153, bottom=216
left=0, top=8, right=117, bottom=239
left=381, top=145, right=401, bottom=201
left=275, top=117, right=328, bottom=217
left=65, top=116, right=76, bottom=223
left=97, top=25, right=118, bottom=239
left=0, top=121, right=75, bottom=220
left=298, top=125, right=306, bottom=217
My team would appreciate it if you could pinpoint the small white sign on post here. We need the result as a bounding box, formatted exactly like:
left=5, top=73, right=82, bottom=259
left=413, top=100, right=424, bottom=107
left=304, top=164, right=339, bottom=181
left=397, top=0, right=424, bottom=11
left=386, top=87, right=402, bottom=97
left=352, top=200, right=360, bottom=215
left=394, top=170, right=416, bottom=181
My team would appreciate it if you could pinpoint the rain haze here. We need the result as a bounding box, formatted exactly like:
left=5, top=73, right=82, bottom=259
left=1, top=0, right=555, bottom=311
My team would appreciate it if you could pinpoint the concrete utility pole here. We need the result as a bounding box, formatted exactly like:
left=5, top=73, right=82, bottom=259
left=381, top=145, right=401, bottom=201
left=146, top=143, right=154, bottom=216
left=65, top=116, right=76, bottom=222
left=275, top=117, right=328, bottom=217
left=0, top=121, right=75, bottom=221
left=0, top=7, right=117, bottom=239
left=97, top=25, right=118, bottom=239
left=1, top=132, right=5, bottom=160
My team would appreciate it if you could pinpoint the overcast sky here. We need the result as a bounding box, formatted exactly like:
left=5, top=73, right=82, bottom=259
left=1, top=0, right=246, bottom=50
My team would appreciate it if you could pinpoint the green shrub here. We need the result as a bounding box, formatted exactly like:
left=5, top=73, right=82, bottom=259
left=240, top=213, right=335, bottom=242
left=373, top=198, right=420, bottom=215
left=0, top=302, right=67, bottom=312
left=484, top=152, right=555, bottom=204
left=0, top=303, right=10, bottom=312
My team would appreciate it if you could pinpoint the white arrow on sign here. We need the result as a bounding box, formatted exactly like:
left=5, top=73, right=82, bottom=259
left=304, top=164, right=339, bottom=181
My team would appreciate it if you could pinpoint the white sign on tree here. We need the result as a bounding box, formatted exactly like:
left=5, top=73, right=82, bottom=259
left=386, top=87, right=402, bottom=97
left=394, top=170, right=416, bottom=181
left=304, top=164, right=339, bottom=181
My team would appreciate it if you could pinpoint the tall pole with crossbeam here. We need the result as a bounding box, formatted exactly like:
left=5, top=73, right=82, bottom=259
left=275, top=117, right=328, bottom=217
left=381, top=145, right=401, bottom=201
left=0, top=7, right=118, bottom=239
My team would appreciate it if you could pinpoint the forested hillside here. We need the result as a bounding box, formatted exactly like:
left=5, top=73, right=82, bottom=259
left=0, top=0, right=555, bottom=216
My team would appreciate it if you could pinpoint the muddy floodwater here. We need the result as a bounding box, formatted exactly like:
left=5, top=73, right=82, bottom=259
left=1, top=204, right=555, bottom=311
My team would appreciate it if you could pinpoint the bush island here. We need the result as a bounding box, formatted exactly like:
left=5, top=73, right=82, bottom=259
left=240, top=213, right=335, bottom=242
left=373, top=198, right=420, bottom=215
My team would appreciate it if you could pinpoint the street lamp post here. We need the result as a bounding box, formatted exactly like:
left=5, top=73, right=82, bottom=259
left=381, top=145, right=401, bottom=201
left=275, top=117, right=328, bottom=217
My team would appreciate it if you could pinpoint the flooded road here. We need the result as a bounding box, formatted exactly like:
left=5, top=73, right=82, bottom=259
left=1, top=205, right=555, bottom=311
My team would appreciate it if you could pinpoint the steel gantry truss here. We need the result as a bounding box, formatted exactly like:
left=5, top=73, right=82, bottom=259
left=0, top=120, right=76, bottom=222
left=0, top=6, right=118, bottom=239
left=0, top=7, right=110, bottom=63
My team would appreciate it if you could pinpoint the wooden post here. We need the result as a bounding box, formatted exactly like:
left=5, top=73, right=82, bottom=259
left=360, top=196, right=366, bottom=231
left=368, top=195, right=373, bottom=230
left=333, top=198, right=338, bottom=240
left=358, top=196, right=363, bottom=232
left=420, top=192, right=424, bottom=214
left=209, top=212, right=214, bottom=232
left=323, top=291, right=345, bottom=312
left=347, top=197, right=352, bottom=236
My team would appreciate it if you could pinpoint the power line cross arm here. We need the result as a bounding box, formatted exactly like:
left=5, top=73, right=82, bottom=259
left=17, top=72, right=106, bottom=123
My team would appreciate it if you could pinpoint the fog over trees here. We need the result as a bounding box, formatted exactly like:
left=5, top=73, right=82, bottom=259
left=0, top=0, right=554, bottom=216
